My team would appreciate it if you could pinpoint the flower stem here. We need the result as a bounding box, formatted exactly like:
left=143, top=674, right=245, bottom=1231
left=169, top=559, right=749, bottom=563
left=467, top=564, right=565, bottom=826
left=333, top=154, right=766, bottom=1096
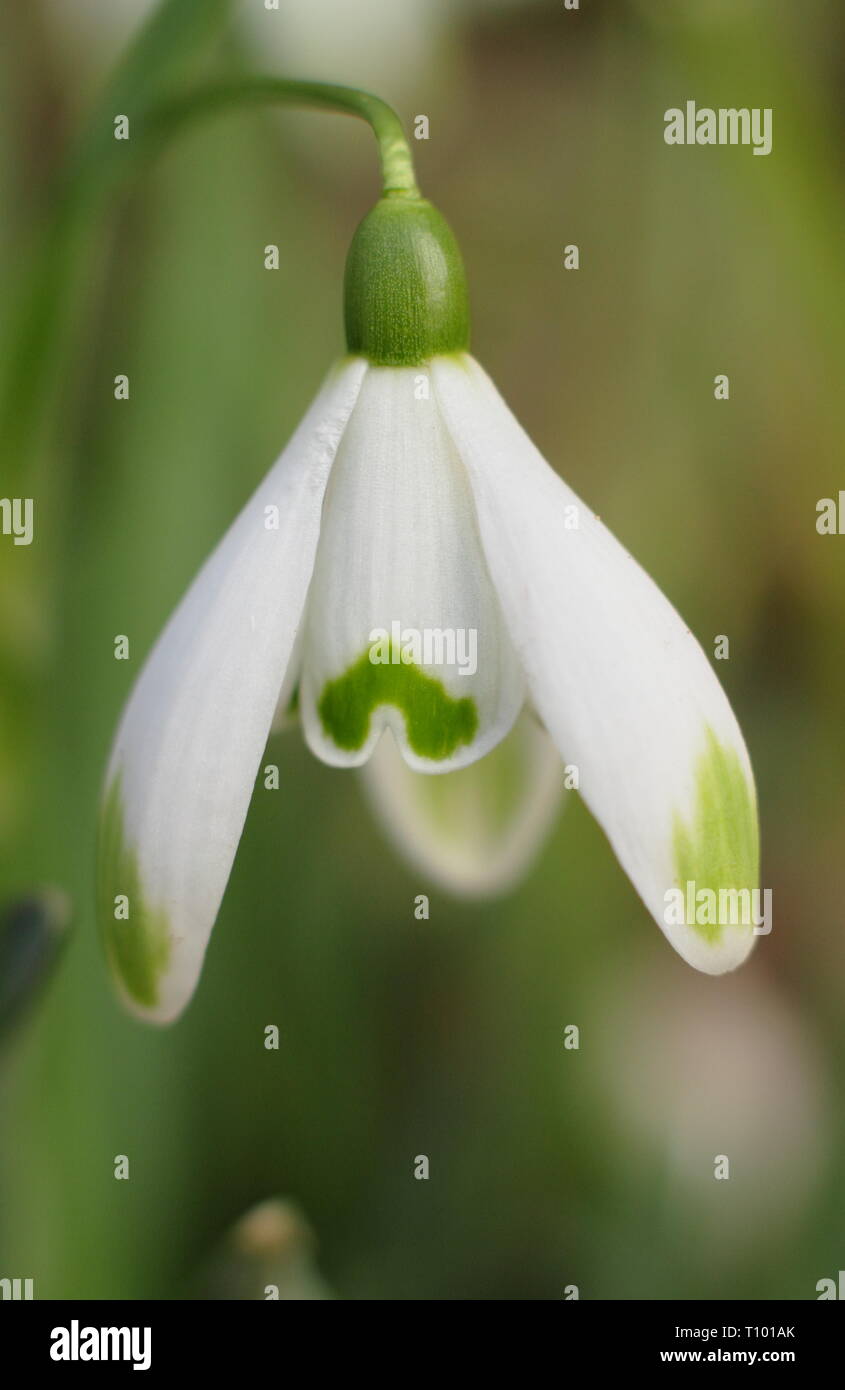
left=136, top=79, right=420, bottom=199
left=0, top=78, right=418, bottom=486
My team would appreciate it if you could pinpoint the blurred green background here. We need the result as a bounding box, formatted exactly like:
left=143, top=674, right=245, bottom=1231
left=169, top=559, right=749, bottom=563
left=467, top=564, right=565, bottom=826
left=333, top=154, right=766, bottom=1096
left=1, top=0, right=844, bottom=1300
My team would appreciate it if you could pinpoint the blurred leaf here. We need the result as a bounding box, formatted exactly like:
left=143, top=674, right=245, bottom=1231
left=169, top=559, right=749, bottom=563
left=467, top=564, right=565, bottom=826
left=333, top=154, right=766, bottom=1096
left=0, top=888, right=70, bottom=1045
left=0, top=0, right=237, bottom=483
left=72, top=0, right=237, bottom=183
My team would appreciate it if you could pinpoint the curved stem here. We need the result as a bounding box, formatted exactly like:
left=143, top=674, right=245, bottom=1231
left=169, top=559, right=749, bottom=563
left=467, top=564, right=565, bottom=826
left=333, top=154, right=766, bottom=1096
left=0, top=79, right=418, bottom=485
left=137, top=79, right=420, bottom=198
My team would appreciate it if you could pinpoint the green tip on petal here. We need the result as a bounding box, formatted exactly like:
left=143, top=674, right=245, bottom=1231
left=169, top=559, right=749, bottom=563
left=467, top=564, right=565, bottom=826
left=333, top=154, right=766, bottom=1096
left=98, top=777, right=171, bottom=1011
left=672, top=727, right=759, bottom=944
left=318, top=645, right=478, bottom=761
left=343, top=195, right=470, bottom=365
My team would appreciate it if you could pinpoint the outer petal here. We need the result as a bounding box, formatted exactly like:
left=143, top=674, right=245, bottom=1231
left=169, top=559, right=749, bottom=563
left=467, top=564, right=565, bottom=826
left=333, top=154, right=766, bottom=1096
left=433, top=355, right=759, bottom=974
left=359, top=710, right=564, bottom=897
left=99, top=359, right=367, bottom=1023
left=300, top=366, right=524, bottom=773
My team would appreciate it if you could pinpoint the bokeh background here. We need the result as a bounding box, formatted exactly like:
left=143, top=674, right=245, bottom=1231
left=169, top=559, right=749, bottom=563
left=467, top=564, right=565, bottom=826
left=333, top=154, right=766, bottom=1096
left=1, top=0, right=843, bottom=1300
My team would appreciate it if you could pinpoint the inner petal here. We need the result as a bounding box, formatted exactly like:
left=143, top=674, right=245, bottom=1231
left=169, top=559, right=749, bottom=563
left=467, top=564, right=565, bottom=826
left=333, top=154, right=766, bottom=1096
left=300, top=365, right=524, bottom=772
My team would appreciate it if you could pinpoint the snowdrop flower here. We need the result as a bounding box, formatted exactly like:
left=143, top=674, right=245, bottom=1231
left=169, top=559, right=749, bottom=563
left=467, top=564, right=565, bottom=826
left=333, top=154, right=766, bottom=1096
left=99, top=85, right=759, bottom=1023
left=591, top=963, right=827, bottom=1257
left=199, top=1199, right=333, bottom=1300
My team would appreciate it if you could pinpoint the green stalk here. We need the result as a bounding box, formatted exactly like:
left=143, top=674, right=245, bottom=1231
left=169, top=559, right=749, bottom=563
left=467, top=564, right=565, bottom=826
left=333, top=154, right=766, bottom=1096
left=137, top=79, right=420, bottom=199
left=0, top=76, right=418, bottom=489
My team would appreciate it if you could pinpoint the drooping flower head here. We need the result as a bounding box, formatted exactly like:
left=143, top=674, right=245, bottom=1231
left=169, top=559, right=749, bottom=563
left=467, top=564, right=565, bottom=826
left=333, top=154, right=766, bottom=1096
left=99, top=83, right=759, bottom=1023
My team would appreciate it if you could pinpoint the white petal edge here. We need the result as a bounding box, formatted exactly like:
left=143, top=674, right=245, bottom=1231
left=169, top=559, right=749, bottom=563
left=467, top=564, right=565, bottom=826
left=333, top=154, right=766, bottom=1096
left=433, top=354, right=758, bottom=974
left=358, top=709, right=565, bottom=897
left=101, top=358, right=367, bottom=1023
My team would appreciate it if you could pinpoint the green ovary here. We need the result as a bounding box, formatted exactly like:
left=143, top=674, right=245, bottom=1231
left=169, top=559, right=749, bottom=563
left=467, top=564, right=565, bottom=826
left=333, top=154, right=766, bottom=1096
left=318, top=646, right=478, bottom=761
left=98, top=777, right=171, bottom=1009
left=672, top=727, right=759, bottom=944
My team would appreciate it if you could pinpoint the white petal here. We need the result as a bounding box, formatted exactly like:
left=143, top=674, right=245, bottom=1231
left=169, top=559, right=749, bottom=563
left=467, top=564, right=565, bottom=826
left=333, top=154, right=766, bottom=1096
left=433, top=355, right=759, bottom=974
left=270, top=624, right=305, bottom=735
left=359, top=710, right=564, bottom=897
left=99, top=359, right=367, bottom=1023
left=300, top=366, right=524, bottom=773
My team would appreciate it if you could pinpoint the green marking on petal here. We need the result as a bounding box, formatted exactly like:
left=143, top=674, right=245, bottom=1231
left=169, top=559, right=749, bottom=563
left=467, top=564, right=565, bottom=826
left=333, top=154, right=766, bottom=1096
left=672, top=727, right=759, bottom=944
left=318, top=644, right=478, bottom=761
left=98, top=776, right=171, bottom=1009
